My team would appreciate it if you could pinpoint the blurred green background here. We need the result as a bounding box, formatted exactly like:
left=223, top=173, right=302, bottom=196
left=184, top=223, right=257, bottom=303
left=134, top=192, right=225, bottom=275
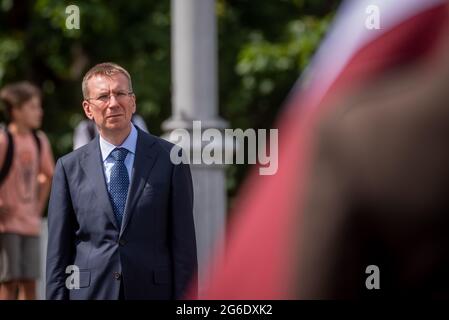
left=0, top=0, right=340, bottom=203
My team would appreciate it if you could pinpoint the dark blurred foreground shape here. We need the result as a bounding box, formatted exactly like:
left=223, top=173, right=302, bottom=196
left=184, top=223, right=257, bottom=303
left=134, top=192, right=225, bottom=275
left=199, top=0, right=449, bottom=299
left=298, top=13, right=449, bottom=299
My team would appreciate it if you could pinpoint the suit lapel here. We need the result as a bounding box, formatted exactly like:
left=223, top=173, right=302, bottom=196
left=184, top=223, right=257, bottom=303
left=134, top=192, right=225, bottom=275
left=81, top=137, right=120, bottom=230
left=120, top=129, right=158, bottom=235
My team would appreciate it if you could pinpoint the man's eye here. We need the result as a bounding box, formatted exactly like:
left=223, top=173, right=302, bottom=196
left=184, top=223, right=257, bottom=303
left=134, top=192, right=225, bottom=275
left=97, top=95, right=109, bottom=101
left=117, top=92, right=127, bottom=97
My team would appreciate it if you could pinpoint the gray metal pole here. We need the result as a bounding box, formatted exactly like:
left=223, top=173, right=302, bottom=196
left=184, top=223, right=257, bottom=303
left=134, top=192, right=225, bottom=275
left=163, top=0, right=230, bottom=298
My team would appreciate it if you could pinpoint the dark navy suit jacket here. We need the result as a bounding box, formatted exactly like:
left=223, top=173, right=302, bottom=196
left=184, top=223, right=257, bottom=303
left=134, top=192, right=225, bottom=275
left=46, top=128, right=197, bottom=300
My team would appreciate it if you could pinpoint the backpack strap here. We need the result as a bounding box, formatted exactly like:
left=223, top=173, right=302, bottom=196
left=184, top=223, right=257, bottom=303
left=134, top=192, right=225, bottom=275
left=32, top=130, right=42, bottom=157
left=0, top=129, right=42, bottom=186
left=32, top=130, right=42, bottom=173
left=0, top=129, right=14, bottom=186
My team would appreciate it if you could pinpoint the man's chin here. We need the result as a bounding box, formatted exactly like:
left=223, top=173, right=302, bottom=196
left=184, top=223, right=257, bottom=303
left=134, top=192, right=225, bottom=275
left=104, top=121, right=130, bottom=132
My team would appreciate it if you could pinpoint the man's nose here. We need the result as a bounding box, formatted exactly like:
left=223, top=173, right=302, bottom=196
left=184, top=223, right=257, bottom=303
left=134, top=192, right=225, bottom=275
left=108, top=94, right=120, bottom=107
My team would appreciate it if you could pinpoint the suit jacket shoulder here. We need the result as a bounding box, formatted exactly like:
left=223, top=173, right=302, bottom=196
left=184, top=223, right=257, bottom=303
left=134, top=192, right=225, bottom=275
left=136, top=128, right=180, bottom=161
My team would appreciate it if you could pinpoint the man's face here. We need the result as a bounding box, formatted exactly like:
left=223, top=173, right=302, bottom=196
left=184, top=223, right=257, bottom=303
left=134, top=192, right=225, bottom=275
left=13, top=96, right=43, bottom=130
left=82, top=73, right=136, bottom=135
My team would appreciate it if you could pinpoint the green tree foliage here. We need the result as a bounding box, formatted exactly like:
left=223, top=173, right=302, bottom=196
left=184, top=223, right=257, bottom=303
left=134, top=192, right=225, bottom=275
left=0, top=0, right=339, bottom=199
left=217, top=0, right=339, bottom=199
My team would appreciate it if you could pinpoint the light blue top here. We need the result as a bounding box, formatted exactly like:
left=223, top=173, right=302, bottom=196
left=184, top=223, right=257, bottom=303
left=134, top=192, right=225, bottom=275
left=99, top=124, right=138, bottom=188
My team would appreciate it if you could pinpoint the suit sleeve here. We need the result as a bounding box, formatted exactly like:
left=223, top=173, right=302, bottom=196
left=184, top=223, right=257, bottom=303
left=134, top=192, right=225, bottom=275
left=46, top=158, right=77, bottom=300
left=171, top=158, right=198, bottom=299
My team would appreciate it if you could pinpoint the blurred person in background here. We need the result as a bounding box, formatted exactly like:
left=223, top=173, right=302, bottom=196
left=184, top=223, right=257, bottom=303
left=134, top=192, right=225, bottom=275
left=0, top=82, right=55, bottom=300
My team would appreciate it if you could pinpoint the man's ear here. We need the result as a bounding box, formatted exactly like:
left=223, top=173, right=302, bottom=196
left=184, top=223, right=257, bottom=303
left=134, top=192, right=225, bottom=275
left=131, top=95, right=136, bottom=114
left=82, top=101, right=94, bottom=120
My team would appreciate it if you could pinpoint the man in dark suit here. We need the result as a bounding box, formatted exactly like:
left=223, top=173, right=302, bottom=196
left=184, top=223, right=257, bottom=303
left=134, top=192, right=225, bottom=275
left=46, top=62, right=197, bottom=300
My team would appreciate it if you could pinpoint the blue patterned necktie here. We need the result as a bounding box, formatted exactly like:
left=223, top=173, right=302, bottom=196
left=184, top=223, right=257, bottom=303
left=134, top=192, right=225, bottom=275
left=108, top=147, right=129, bottom=228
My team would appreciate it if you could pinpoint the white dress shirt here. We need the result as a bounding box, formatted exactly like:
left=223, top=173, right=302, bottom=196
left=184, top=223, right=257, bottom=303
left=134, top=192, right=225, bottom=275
left=99, top=124, right=138, bottom=189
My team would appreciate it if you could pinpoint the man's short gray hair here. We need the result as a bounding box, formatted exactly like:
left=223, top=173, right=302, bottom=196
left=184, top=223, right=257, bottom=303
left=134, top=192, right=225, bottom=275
left=82, top=62, right=133, bottom=99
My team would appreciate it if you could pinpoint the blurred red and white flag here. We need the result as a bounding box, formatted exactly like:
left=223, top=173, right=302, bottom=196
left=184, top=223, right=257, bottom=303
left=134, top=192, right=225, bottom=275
left=199, top=0, right=449, bottom=299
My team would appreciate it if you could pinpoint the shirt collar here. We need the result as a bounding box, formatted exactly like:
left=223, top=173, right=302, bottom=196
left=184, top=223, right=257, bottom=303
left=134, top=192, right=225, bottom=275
left=99, top=124, right=138, bottom=161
